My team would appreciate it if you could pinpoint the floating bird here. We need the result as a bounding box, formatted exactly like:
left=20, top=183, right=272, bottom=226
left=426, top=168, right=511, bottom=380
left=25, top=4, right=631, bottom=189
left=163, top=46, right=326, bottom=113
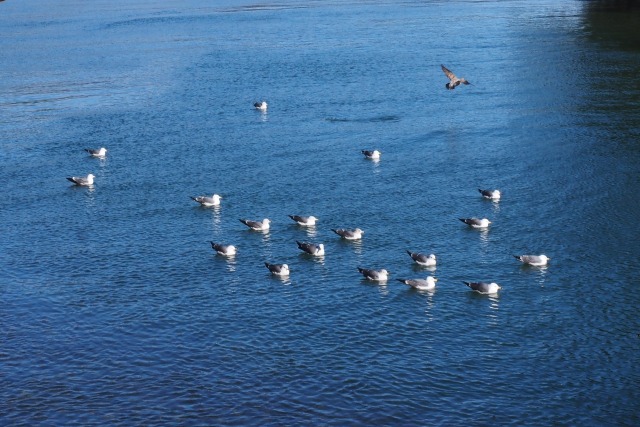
left=66, top=173, right=95, bottom=186
left=514, top=254, right=550, bottom=266
left=210, top=242, right=236, bottom=256
left=288, top=215, right=318, bottom=226
left=84, top=147, right=107, bottom=158
left=296, top=241, right=325, bottom=256
left=361, top=149, right=381, bottom=160
left=358, top=267, right=389, bottom=281
left=265, top=262, right=290, bottom=276
left=191, top=194, right=222, bottom=207
left=331, top=228, right=364, bottom=240
left=397, top=276, right=437, bottom=291
left=441, top=64, right=471, bottom=90
left=254, top=101, right=268, bottom=111
left=406, top=250, right=437, bottom=267
left=463, top=281, right=501, bottom=295
left=459, top=218, right=491, bottom=228
left=239, top=218, right=270, bottom=231
left=478, top=189, right=501, bottom=200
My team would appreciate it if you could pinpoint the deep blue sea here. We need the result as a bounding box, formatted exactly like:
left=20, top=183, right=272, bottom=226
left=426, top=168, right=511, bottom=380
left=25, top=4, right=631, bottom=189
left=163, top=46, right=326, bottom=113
left=2, top=1, right=640, bottom=425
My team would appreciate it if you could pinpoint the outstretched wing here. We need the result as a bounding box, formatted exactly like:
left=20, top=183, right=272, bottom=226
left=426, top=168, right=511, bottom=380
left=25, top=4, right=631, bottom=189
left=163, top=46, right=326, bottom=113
left=441, top=64, right=457, bottom=81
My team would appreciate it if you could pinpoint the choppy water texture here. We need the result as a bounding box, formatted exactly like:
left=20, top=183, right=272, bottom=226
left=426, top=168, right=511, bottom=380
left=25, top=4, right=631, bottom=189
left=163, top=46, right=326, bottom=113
left=2, top=1, right=640, bottom=425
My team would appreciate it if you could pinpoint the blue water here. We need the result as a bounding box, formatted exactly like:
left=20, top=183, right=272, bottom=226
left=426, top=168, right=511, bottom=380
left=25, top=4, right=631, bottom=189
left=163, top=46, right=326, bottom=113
left=2, top=1, right=640, bottom=425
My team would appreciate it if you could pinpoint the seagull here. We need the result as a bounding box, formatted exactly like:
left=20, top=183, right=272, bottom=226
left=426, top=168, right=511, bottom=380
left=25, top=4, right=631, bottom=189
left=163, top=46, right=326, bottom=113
left=361, top=149, right=381, bottom=160
left=441, top=64, right=471, bottom=90
left=265, top=262, right=290, bottom=276
left=84, top=147, right=107, bottom=158
left=459, top=218, right=491, bottom=228
left=66, top=173, right=95, bottom=186
left=296, top=241, right=325, bottom=256
left=406, top=250, right=437, bottom=267
left=191, top=194, right=222, bottom=207
left=358, top=267, right=389, bottom=281
left=514, top=254, right=550, bottom=266
left=331, top=228, right=364, bottom=240
left=239, top=218, right=270, bottom=231
left=478, top=189, right=501, bottom=200
left=288, top=215, right=318, bottom=226
left=463, top=281, right=501, bottom=295
left=397, top=276, right=437, bottom=291
left=210, top=242, right=236, bottom=256
left=254, top=101, right=268, bottom=111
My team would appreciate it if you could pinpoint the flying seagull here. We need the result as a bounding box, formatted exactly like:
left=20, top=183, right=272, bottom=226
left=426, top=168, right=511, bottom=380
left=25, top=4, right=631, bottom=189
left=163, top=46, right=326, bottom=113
left=463, top=281, right=501, bottom=295
left=441, top=64, right=471, bottom=90
left=358, top=267, right=389, bottom=282
left=296, top=241, right=325, bottom=256
left=84, top=147, right=107, bottom=158
left=331, top=228, right=364, bottom=240
left=239, top=218, right=270, bottom=231
left=191, top=194, right=222, bottom=207
left=265, top=262, right=290, bottom=276
left=478, top=189, right=501, bottom=200
left=66, top=173, right=95, bottom=186
left=397, top=276, right=437, bottom=291
left=210, top=242, right=236, bottom=256
left=288, top=215, right=318, bottom=226
left=514, top=254, right=550, bottom=266
left=459, top=218, right=491, bottom=228
left=406, top=250, right=437, bottom=267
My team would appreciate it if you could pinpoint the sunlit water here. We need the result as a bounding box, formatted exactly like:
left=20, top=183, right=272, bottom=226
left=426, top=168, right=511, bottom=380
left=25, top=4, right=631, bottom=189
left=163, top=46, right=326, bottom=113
left=1, top=1, right=639, bottom=425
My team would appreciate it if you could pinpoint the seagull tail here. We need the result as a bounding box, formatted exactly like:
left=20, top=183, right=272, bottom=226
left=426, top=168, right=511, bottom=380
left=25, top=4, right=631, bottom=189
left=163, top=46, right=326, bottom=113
left=264, top=262, right=270, bottom=268
left=463, top=281, right=471, bottom=288
left=66, top=177, right=75, bottom=183
left=396, top=279, right=407, bottom=284
left=513, top=255, right=523, bottom=262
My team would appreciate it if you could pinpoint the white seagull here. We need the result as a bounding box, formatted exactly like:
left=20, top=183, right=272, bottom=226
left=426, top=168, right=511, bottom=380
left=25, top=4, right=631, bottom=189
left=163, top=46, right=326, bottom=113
left=296, top=241, right=325, bottom=256
left=66, top=173, right=95, bottom=186
left=265, top=262, right=290, bottom=276
left=459, top=218, right=491, bottom=228
left=254, top=101, right=268, bottom=111
left=331, top=228, right=364, bottom=240
left=358, top=267, right=389, bottom=282
left=441, top=64, right=471, bottom=90
left=210, top=242, right=237, bottom=256
left=288, top=215, right=318, bottom=226
left=84, top=147, right=107, bottom=158
left=239, top=218, right=270, bottom=231
left=478, top=189, right=501, bottom=200
left=397, top=276, right=438, bottom=291
left=406, top=251, right=437, bottom=267
left=463, top=281, right=501, bottom=295
left=191, top=194, right=222, bottom=207
left=514, top=254, right=550, bottom=266
left=361, top=149, right=381, bottom=160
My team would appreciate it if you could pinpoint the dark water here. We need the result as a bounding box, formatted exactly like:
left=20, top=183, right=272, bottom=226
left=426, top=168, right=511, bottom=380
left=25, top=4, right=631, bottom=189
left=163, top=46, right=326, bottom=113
left=1, top=1, right=640, bottom=425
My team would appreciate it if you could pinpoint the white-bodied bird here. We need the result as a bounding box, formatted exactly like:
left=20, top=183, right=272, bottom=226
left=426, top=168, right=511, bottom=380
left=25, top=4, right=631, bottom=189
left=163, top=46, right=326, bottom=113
left=66, top=173, right=95, bottom=186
